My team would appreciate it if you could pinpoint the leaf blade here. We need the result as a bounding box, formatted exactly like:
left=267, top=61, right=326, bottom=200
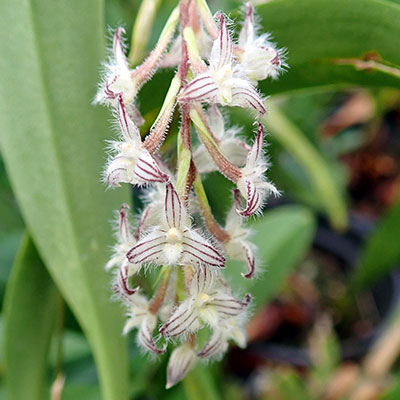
left=3, top=234, right=57, bottom=400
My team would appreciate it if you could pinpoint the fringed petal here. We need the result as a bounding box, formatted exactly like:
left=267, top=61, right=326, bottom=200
left=117, top=97, right=141, bottom=142
left=138, top=316, right=166, bottom=354
left=190, top=265, right=215, bottom=296
left=209, top=293, right=251, bottom=318
left=230, top=78, right=266, bottom=115
left=198, top=329, right=228, bottom=359
left=182, top=230, right=225, bottom=268
left=160, top=300, right=199, bottom=338
left=238, top=3, right=255, bottom=47
left=237, top=177, right=262, bottom=217
left=127, top=231, right=167, bottom=265
left=240, top=241, right=256, bottom=279
left=179, top=73, right=218, bottom=103
left=164, top=182, right=186, bottom=229
left=210, top=14, right=233, bottom=70
left=133, top=149, right=169, bottom=184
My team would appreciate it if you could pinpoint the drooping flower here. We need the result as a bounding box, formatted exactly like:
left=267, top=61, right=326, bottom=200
left=160, top=266, right=250, bottom=338
left=236, top=3, right=285, bottom=82
left=166, top=342, right=197, bottom=389
left=122, top=292, right=166, bottom=354
left=95, top=28, right=144, bottom=125
left=224, top=190, right=257, bottom=278
left=106, top=204, right=140, bottom=296
left=105, top=97, right=169, bottom=187
left=179, top=15, right=266, bottom=114
left=198, top=314, right=247, bottom=359
left=127, top=182, right=225, bottom=267
left=193, top=105, right=249, bottom=173
left=236, top=123, right=280, bottom=216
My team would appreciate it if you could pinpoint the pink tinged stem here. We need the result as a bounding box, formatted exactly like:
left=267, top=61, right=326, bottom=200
left=149, top=268, right=172, bottom=314
left=193, top=170, right=230, bottom=243
left=192, top=105, right=241, bottom=182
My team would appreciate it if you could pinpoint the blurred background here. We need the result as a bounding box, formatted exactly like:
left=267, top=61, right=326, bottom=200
left=1, top=0, right=400, bottom=399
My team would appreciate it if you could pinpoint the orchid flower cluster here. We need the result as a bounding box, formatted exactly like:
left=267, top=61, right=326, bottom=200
left=96, top=0, right=285, bottom=389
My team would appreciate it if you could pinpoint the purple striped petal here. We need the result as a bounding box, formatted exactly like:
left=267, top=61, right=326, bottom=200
left=230, top=79, right=266, bottom=115
left=240, top=241, right=256, bottom=279
left=198, top=329, right=227, bottom=359
left=117, top=264, right=139, bottom=296
left=106, top=157, right=130, bottom=187
left=246, top=123, right=264, bottom=166
left=209, top=293, right=251, bottom=318
left=133, top=149, right=169, bottom=184
left=210, top=14, right=233, bottom=70
left=117, top=97, right=141, bottom=142
left=127, top=231, right=167, bottom=265
left=164, top=182, right=186, bottom=229
left=190, top=265, right=215, bottom=296
left=238, top=3, right=255, bottom=47
left=160, top=300, right=199, bottom=338
left=238, top=178, right=262, bottom=216
left=179, top=73, right=218, bottom=103
left=138, top=317, right=166, bottom=354
left=182, top=230, right=225, bottom=268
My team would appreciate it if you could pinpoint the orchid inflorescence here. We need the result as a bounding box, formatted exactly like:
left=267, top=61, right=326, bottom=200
left=96, top=0, right=285, bottom=389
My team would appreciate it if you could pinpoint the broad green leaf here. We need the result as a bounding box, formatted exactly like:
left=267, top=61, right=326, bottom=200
left=3, top=234, right=57, bottom=400
left=264, top=105, right=348, bottom=231
left=353, top=201, right=400, bottom=289
left=256, top=0, right=400, bottom=94
left=183, top=365, right=221, bottom=400
left=0, top=1, right=129, bottom=399
left=227, top=205, right=315, bottom=309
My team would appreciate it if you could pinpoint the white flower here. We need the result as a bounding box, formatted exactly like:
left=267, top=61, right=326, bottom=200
left=105, top=98, right=169, bottom=187
left=237, top=3, right=285, bottom=82
left=95, top=28, right=144, bottom=125
left=122, top=292, right=166, bottom=354
left=127, top=182, right=225, bottom=267
left=224, top=190, right=257, bottom=278
left=236, top=123, right=280, bottom=216
left=198, top=314, right=247, bottom=359
left=160, top=266, right=250, bottom=338
left=179, top=15, right=266, bottom=114
left=166, top=343, right=197, bottom=389
left=193, top=105, right=249, bottom=173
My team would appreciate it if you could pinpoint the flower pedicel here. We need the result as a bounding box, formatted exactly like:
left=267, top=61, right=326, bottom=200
left=96, top=0, right=286, bottom=389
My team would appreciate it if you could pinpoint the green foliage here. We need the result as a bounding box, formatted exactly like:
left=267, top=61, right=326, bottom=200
left=3, top=234, right=57, bottom=400
left=227, top=205, right=315, bottom=309
left=0, top=1, right=129, bottom=399
left=257, top=0, right=400, bottom=95
left=353, top=201, right=400, bottom=289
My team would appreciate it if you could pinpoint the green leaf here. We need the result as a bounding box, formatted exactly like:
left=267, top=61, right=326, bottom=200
left=256, top=0, right=400, bottom=94
left=264, top=105, right=348, bottom=231
left=183, top=365, right=221, bottom=400
left=3, top=234, right=57, bottom=400
left=0, top=1, right=129, bottom=399
left=227, top=205, right=315, bottom=309
left=353, top=201, right=400, bottom=289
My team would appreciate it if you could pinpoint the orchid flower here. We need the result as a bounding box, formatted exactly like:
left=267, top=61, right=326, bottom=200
left=236, top=123, right=280, bottom=216
left=105, top=97, right=169, bottom=187
left=95, top=28, right=144, bottom=125
left=224, top=190, right=257, bottom=278
left=106, top=204, right=140, bottom=297
left=127, top=182, right=225, bottom=267
left=179, top=15, right=266, bottom=114
left=122, top=292, right=166, bottom=354
left=160, top=266, right=250, bottom=338
left=237, top=3, right=285, bottom=82
left=193, top=105, right=249, bottom=173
